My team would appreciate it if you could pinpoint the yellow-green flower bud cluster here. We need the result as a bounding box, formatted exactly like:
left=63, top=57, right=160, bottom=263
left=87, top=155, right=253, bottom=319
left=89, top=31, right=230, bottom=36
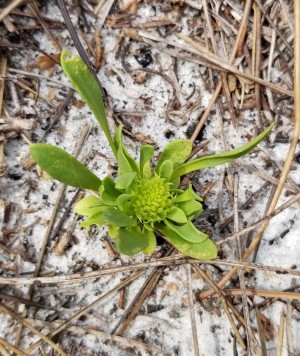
left=131, top=177, right=172, bottom=223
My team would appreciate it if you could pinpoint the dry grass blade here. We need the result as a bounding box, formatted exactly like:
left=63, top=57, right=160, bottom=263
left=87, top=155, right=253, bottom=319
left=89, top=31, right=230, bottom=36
left=190, top=0, right=253, bottom=142
left=0, top=57, right=6, bottom=113
left=202, top=0, right=237, bottom=126
left=252, top=3, right=263, bottom=130
left=25, top=271, right=145, bottom=354
left=0, top=337, right=28, bottom=356
left=217, top=192, right=300, bottom=245
left=200, top=0, right=300, bottom=299
left=0, top=0, right=24, bottom=22
left=28, top=2, right=62, bottom=50
left=0, top=303, right=67, bottom=355
left=285, top=301, right=294, bottom=355
left=276, top=308, right=285, bottom=356
left=0, top=292, right=56, bottom=311
left=186, top=264, right=200, bottom=356
left=94, top=0, right=115, bottom=29
left=255, top=307, right=268, bottom=356
left=233, top=174, right=258, bottom=354
left=113, top=266, right=164, bottom=336
left=2, top=256, right=300, bottom=286
left=25, top=318, right=167, bottom=354
left=0, top=344, right=10, bottom=356
left=88, top=328, right=166, bottom=354
left=8, top=68, right=73, bottom=89
left=193, top=265, right=246, bottom=350
left=254, top=0, right=293, bottom=55
left=210, top=289, right=300, bottom=300
left=0, top=56, right=7, bottom=175
left=178, top=33, right=293, bottom=98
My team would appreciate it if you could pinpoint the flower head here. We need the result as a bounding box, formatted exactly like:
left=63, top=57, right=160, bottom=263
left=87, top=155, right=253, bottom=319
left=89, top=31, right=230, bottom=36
left=131, top=177, right=172, bottom=223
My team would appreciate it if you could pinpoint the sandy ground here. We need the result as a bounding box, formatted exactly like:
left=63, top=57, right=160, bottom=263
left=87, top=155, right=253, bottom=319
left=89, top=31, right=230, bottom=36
left=0, top=1, right=300, bottom=355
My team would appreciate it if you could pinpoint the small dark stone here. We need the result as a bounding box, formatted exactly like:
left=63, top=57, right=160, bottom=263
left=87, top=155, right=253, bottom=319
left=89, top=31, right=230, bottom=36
left=134, top=48, right=153, bottom=68
left=42, top=194, right=48, bottom=200
left=165, top=130, right=175, bottom=139
left=186, top=123, right=206, bottom=141
left=207, top=214, right=217, bottom=226
left=147, top=304, right=164, bottom=313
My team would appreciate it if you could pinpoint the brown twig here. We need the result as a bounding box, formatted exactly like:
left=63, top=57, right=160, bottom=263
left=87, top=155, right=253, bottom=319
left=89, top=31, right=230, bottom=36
left=2, top=253, right=300, bottom=287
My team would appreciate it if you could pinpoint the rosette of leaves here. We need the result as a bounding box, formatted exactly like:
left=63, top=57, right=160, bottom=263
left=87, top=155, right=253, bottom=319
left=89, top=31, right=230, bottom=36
left=30, top=50, right=273, bottom=259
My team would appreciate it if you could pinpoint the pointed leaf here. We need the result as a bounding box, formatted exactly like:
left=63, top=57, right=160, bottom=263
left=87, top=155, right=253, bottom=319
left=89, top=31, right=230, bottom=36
left=74, top=196, right=102, bottom=216
left=140, top=145, right=154, bottom=177
left=80, top=212, right=105, bottom=227
left=115, top=226, right=149, bottom=255
left=166, top=206, right=187, bottom=224
left=164, top=220, right=207, bottom=243
left=176, top=200, right=203, bottom=219
left=158, top=160, right=173, bottom=181
left=172, top=124, right=273, bottom=179
left=30, top=144, right=102, bottom=191
left=156, top=223, right=218, bottom=260
left=116, top=194, right=132, bottom=214
left=142, top=230, right=157, bottom=254
left=61, top=50, right=117, bottom=157
left=100, top=177, right=121, bottom=205
left=117, top=146, right=134, bottom=174
left=170, top=176, right=181, bottom=188
left=108, top=225, right=119, bottom=238
left=115, top=172, right=137, bottom=191
left=156, top=139, right=192, bottom=172
left=114, top=126, right=139, bottom=173
left=102, top=207, right=134, bottom=227
left=173, top=184, right=202, bottom=203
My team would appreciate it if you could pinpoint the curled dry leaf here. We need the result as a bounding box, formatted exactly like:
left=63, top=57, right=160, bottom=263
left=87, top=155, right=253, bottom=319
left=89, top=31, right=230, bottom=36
left=36, top=53, right=61, bottom=70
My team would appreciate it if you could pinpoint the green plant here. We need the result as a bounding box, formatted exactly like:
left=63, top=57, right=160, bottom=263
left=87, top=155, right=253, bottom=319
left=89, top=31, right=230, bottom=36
left=30, top=50, right=273, bottom=259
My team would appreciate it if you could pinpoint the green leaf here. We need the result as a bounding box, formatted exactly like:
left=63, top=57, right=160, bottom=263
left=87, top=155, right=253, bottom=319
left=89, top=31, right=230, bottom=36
left=172, top=124, right=273, bottom=179
left=102, top=207, right=134, bottom=227
left=115, top=172, right=137, bottom=191
left=170, top=176, right=181, bottom=189
left=61, top=50, right=117, bottom=157
left=164, top=220, right=207, bottom=243
left=156, top=223, right=218, bottom=260
left=114, top=126, right=139, bottom=173
left=166, top=206, right=187, bottom=224
left=176, top=200, right=203, bottom=219
left=142, top=230, right=157, bottom=254
left=156, top=139, right=192, bottom=172
left=158, top=160, right=173, bottom=181
left=80, top=212, right=105, bottom=227
left=116, top=194, right=132, bottom=214
left=108, top=225, right=119, bottom=238
left=115, top=226, right=149, bottom=255
left=30, top=144, right=102, bottom=191
left=74, top=196, right=102, bottom=216
left=173, top=184, right=202, bottom=203
left=140, top=145, right=154, bottom=178
left=100, top=177, right=121, bottom=205
left=117, top=147, right=134, bottom=174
